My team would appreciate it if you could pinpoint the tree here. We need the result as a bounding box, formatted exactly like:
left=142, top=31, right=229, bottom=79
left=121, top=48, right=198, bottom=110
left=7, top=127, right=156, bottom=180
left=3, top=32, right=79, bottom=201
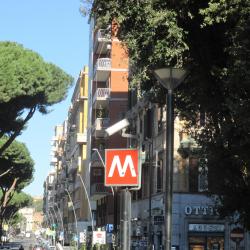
left=84, top=0, right=250, bottom=228
left=0, top=192, right=33, bottom=227
left=0, top=137, right=34, bottom=231
left=0, top=41, right=73, bottom=155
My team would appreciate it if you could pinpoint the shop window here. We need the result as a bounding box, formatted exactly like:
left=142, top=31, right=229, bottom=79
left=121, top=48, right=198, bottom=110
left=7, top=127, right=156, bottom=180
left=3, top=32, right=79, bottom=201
left=189, top=236, right=224, bottom=250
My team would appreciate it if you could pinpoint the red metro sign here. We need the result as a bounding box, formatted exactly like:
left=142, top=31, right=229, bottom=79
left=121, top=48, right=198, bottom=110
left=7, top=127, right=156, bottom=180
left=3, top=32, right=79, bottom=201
left=105, top=149, right=139, bottom=186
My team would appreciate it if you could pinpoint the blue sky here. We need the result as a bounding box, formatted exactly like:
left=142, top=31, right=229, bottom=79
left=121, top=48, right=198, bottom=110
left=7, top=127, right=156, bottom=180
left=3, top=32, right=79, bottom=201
left=0, top=1, right=89, bottom=196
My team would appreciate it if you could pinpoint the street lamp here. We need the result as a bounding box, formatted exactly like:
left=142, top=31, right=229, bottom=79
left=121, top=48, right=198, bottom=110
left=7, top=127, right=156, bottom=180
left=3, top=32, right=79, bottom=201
left=92, top=148, right=117, bottom=248
left=65, top=188, right=79, bottom=249
left=54, top=203, right=64, bottom=246
left=77, top=173, right=94, bottom=231
left=154, top=67, right=187, bottom=250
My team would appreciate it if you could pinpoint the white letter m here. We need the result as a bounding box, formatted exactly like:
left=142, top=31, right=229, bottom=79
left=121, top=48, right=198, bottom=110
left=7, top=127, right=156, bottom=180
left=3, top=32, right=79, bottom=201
left=108, top=155, right=136, bottom=177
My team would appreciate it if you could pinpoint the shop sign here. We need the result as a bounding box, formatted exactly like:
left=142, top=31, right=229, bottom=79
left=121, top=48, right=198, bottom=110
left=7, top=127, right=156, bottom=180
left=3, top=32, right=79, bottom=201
left=184, top=205, right=217, bottom=216
left=93, top=231, right=106, bottom=245
left=188, top=224, right=225, bottom=232
left=106, top=224, right=113, bottom=233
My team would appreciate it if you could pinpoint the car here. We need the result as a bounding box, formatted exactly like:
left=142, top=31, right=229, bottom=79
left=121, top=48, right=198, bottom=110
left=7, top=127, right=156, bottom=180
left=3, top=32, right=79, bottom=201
left=5, top=243, right=24, bottom=250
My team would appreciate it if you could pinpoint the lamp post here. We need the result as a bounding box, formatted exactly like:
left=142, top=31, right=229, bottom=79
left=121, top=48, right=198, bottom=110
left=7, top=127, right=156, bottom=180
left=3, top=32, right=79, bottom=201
left=65, top=188, right=79, bottom=249
left=54, top=203, right=64, bottom=246
left=154, top=67, right=187, bottom=250
left=77, top=173, right=94, bottom=231
left=92, top=148, right=117, bottom=249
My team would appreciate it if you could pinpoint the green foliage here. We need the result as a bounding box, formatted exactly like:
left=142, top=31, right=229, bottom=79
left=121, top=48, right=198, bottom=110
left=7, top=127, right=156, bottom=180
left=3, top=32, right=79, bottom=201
left=88, top=0, right=250, bottom=228
left=0, top=191, right=32, bottom=224
left=0, top=41, right=73, bottom=154
left=0, top=137, right=34, bottom=191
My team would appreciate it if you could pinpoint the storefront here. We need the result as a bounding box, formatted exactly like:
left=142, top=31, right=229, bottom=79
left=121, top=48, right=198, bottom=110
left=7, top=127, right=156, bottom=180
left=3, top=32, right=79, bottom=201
left=188, top=223, right=225, bottom=250
left=131, top=193, right=249, bottom=250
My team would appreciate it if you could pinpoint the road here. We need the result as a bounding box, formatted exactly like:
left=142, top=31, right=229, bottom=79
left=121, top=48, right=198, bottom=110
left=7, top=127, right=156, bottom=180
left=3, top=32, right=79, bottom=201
left=4, top=235, right=53, bottom=250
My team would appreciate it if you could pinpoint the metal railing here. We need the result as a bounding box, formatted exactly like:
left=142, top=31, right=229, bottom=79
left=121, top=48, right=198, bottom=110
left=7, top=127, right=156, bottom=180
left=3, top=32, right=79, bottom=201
left=93, top=88, right=110, bottom=103
left=95, top=58, right=111, bottom=70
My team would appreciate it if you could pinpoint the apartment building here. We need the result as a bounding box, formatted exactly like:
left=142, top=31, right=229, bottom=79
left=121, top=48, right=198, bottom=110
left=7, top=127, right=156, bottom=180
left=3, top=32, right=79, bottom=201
left=44, top=67, right=90, bottom=244
left=86, top=18, right=129, bottom=232
left=122, top=95, right=250, bottom=250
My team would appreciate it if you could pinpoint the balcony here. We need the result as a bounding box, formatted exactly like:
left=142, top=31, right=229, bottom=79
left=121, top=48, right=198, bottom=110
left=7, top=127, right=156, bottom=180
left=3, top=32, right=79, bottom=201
left=50, top=157, right=57, bottom=165
left=94, top=58, right=111, bottom=82
left=90, top=183, right=111, bottom=200
left=77, top=132, right=87, bottom=144
left=93, top=88, right=110, bottom=109
left=94, top=29, right=111, bottom=54
left=68, top=157, right=78, bottom=173
left=92, top=118, right=110, bottom=138
left=91, top=149, right=105, bottom=167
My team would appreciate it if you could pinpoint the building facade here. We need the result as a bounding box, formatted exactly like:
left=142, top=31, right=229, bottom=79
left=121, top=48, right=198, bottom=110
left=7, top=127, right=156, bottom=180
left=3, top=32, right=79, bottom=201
left=86, top=17, right=129, bottom=232
left=44, top=67, right=90, bottom=244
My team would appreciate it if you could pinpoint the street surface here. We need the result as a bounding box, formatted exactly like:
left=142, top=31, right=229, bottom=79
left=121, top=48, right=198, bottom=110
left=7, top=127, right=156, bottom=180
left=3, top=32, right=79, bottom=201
left=1, top=235, right=55, bottom=250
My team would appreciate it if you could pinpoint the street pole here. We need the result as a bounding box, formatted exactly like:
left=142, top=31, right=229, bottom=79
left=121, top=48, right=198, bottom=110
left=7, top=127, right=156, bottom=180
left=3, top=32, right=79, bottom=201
left=48, top=210, right=55, bottom=246
left=120, top=189, right=131, bottom=250
left=77, top=173, right=94, bottom=231
left=55, top=203, right=64, bottom=246
left=65, top=188, right=79, bottom=249
left=165, top=89, right=174, bottom=250
left=148, top=139, right=153, bottom=250
left=153, top=67, right=187, bottom=250
left=92, top=148, right=116, bottom=249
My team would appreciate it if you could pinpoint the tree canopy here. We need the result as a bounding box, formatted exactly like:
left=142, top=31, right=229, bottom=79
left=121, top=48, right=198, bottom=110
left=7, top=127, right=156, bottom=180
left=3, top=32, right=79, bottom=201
left=0, top=137, right=34, bottom=224
left=84, top=0, right=250, bottom=228
left=0, top=41, right=73, bottom=155
left=0, top=192, right=33, bottom=226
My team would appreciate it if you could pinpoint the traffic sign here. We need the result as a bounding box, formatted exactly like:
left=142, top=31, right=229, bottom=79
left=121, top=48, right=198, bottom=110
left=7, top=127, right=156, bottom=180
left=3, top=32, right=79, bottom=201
left=230, top=227, right=244, bottom=242
left=93, top=231, right=106, bottom=245
left=105, top=149, right=139, bottom=186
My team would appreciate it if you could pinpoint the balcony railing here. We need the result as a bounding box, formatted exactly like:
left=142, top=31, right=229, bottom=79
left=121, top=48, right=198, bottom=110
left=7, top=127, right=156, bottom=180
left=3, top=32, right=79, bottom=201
left=95, top=58, right=111, bottom=69
left=92, top=118, right=110, bottom=138
left=94, top=58, right=111, bottom=82
left=91, top=149, right=105, bottom=167
left=94, top=29, right=111, bottom=54
left=50, top=157, right=57, bottom=165
left=93, top=88, right=110, bottom=108
left=90, top=183, right=111, bottom=200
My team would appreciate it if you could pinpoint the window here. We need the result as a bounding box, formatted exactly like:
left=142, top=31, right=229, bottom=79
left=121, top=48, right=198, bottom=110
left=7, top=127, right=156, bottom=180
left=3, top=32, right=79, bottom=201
left=189, top=157, right=208, bottom=192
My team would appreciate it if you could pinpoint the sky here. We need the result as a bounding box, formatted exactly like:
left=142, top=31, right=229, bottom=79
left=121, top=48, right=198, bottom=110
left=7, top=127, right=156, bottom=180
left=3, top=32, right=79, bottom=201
left=0, top=1, right=90, bottom=196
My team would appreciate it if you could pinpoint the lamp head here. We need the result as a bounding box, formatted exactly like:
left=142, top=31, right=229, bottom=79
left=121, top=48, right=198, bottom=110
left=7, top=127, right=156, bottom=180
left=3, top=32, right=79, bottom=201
left=154, top=67, right=187, bottom=90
